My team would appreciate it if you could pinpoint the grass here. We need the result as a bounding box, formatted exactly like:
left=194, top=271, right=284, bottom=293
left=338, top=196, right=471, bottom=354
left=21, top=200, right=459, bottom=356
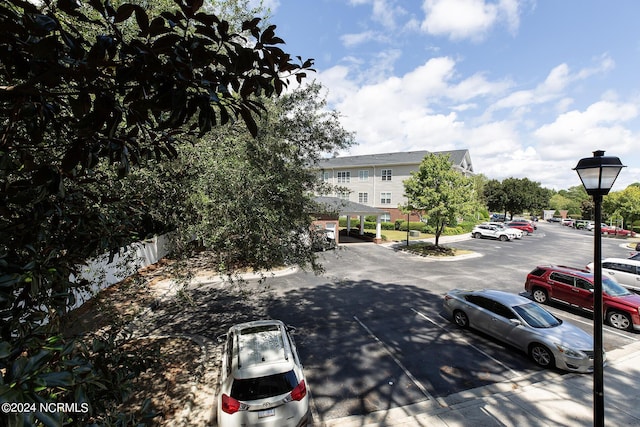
left=345, top=227, right=474, bottom=257
left=364, top=229, right=434, bottom=242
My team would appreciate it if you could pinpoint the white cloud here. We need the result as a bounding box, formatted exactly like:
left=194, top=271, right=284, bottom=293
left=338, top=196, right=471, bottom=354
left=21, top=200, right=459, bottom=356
left=341, top=31, right=380, bottom=48
left=349, top=0, right=408, bottom=29
left=421, top=0, right=506, bottom=41
left=534, top=100, right=639, bottom=161
left=488, top=56, right=615, bottom=118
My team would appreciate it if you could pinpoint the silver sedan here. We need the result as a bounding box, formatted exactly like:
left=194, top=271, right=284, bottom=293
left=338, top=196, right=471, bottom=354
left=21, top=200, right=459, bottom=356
left=443, top=289, right=600, bottom=373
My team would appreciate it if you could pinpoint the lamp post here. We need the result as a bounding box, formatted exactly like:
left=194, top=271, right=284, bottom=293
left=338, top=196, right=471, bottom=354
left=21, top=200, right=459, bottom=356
left=573, top=150, right=625, bottom=427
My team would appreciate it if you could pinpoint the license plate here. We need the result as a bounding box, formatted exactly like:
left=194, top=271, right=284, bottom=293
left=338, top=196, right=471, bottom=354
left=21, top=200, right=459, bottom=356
left=258, top=408, right=275, bottom=418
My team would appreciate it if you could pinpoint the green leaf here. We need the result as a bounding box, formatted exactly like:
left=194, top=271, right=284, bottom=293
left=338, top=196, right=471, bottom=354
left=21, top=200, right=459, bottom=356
left=39, top=371, right=74, bottom=387
left=0, top=341, right=11, bottom=358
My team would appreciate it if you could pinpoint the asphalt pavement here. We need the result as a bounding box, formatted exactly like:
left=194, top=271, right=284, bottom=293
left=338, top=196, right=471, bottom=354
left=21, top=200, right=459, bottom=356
left=317, top=340, right=640, bottom=427
left=311, top=231, right=640, bottom=426
left=184, top=228, right=640, bottom=427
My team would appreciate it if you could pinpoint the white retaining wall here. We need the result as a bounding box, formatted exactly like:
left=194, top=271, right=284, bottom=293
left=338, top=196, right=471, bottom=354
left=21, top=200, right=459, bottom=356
left=71, top=234, right=172, bottom=310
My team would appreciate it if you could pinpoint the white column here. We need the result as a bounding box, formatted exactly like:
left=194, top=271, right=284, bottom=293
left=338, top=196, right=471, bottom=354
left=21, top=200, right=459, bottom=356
left=359, top=215, right=365, bottom=235
left=376, top=216, right=382, bottom=240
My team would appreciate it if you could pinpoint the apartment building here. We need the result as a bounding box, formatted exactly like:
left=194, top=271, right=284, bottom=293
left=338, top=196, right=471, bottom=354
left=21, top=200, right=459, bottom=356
left=317, top=149, right=474, bottom=222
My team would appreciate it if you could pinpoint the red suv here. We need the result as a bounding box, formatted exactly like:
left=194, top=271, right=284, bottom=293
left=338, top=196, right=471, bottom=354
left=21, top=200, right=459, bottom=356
left=506, top=221, right=534, bottom=235
left=601, top=224, right=636, bottom=237
left=524, top=265, right=640, bottom=331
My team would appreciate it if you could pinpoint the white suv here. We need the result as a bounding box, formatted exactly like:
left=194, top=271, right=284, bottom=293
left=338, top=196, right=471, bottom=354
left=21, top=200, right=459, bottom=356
left=487, top=222, right=523, bottom=239
left=472, top=224, right=515, bottom=241
left=586, top=258, right=640, bottom=292
left=217, top=320, right=310, bottom=427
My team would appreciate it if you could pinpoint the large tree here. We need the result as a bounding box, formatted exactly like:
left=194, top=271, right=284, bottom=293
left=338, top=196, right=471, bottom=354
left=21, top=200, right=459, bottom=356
left=402, top=153, right=474, bottom=247
left=160, top=82, right=354, bottom=274
left=0, top=0, right=314, bottom=424
left=484, top=177, right=551, bottom=219
left=603, top=186, right=640, bottom=229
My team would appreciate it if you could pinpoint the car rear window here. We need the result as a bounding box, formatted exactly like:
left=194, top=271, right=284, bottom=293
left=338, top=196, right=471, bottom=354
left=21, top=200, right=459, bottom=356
left=231, top=370, right=299, bottom=401
left=528, top=267, right=547, bottom=277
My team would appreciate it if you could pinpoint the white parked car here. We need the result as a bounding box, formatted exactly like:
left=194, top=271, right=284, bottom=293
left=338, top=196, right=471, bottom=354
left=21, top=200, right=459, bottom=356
left=217, top=320, right=310, bottom=427
left=586, top=258, right=640, bottom=292
left=472, top=224, right=515, bottom=241
left=487, top=222, right=523, bottom=239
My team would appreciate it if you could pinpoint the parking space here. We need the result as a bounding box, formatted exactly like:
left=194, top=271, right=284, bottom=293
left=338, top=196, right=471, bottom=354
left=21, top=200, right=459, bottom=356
left=240, top=222, right=640, bottom=424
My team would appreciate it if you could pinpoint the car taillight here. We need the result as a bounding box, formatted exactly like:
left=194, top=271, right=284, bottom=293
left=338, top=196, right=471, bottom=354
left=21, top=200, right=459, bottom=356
left=290, top=380, right=307, bottom=401
left=222, top=394, right=241, bottom=414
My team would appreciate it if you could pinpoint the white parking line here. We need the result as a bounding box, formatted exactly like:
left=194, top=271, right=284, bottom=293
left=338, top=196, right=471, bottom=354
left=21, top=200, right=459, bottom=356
left=352, top=315, right=448, bottom=408
left=411, top=308, right=520, bottom=377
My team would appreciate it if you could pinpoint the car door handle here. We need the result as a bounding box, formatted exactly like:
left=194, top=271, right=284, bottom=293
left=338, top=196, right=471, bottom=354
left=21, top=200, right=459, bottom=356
left=572, top=289, right=580, bottom=292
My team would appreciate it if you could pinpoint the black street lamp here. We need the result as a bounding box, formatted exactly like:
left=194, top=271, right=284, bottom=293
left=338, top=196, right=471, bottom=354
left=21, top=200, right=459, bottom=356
left=573, top=150, right=625, bottom=427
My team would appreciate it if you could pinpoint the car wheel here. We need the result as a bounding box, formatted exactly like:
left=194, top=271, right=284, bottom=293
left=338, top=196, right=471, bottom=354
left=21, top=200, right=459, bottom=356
left=453, top=310, right=469, bottom=328
left=532, top=288, right=548, bottom=304
left=606, top=310, right=632, bottom=330
left=499, top=235, right=508, bottom=242
left=473, top=232, right=481, bottom=239
left=529, top=343, right=555, bottom=368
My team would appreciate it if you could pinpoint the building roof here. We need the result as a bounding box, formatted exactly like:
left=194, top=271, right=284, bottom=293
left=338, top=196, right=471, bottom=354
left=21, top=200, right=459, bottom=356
left=312, top=196, right=388, bottom=216
left=318, top=149, right=472, bottom=172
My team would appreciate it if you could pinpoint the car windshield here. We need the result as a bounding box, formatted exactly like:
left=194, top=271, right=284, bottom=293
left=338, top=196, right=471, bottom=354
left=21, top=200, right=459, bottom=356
left=512, top=302, right=561, bottom=328
left=603, top=277, right=632, bottom=297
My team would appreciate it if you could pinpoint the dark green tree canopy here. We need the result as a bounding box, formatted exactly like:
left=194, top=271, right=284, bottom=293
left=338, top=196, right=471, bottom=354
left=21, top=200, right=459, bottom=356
left=2, top=0, right=313, bottom=175
left=483, top=177, right=551, bottom=219
left=0, top=1, right=317, bottom=424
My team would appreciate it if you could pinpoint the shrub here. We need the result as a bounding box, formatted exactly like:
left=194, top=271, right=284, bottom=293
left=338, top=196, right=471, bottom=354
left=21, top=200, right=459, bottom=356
left=396, top=221, right=428, bottom=232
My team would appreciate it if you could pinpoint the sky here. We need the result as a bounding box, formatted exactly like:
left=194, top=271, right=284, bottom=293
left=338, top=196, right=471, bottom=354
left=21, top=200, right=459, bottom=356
left=262, top=0, right=640, bottom=191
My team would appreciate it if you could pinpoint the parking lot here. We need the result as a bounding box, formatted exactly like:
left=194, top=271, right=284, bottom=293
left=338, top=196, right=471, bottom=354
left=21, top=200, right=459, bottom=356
left=253, top=221, right=640, bottom=423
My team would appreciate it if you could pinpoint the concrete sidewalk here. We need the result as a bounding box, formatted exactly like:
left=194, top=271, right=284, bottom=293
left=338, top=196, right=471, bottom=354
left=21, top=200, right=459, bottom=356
left=318, top=340, right=640, bottom=427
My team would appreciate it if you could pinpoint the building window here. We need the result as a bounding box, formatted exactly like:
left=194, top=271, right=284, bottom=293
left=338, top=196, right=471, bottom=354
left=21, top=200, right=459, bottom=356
left=359, top=170, right=369, bottom=181
left=380, top=213, right=391, bottom=222
left=358, top=192, right=368, bottom=203
left=337, top=171, right=351, bottom=183
left=337, top=191, right=349, bottom=200
left=380, top=192, right=391, bottom=204
left=381, top=169, right=392, bottom=181
left=322, top=171, right=330, bottom=182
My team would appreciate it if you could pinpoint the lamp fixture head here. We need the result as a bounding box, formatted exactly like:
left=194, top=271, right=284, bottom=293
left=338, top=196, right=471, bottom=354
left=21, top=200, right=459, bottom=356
left=573, top=150, right=625, bottom=196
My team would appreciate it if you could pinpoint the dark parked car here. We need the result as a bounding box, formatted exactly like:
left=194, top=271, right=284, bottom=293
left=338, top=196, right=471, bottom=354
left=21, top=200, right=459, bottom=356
left=524, top=265, right=640, bottom=331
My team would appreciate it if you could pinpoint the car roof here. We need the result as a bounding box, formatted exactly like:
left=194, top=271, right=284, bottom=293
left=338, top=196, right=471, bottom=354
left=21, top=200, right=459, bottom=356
left=458, top=289, right=532, bottom=306
left=227, top=320, right=296, bottom=379
left=600, top=258, right=640, bottom=267
left=536, top=265, right=594, bottom=278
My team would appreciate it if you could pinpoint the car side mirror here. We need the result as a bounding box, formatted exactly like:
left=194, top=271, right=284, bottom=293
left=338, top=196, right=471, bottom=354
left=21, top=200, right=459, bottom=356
left=217, top=333, right=227, bottom=343
left=510, top=319, right=522, bottom=327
